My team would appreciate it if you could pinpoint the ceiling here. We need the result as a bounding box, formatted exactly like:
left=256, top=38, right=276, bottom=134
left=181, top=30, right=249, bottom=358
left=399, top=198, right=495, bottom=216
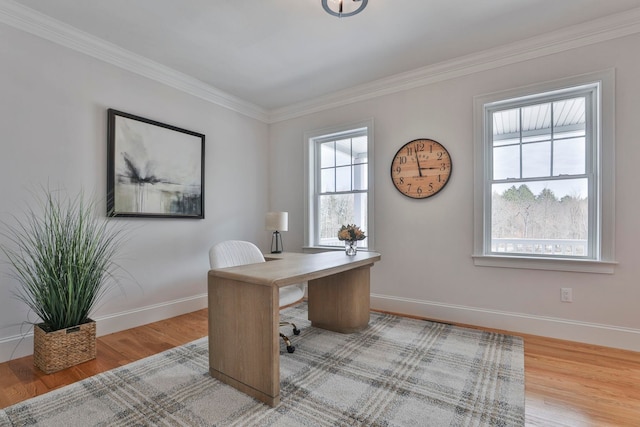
left=11, top=0, right=640, bottom=112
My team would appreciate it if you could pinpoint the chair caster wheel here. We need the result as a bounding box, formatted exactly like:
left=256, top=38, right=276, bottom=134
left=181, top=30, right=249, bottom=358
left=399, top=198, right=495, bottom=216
left=293, top=328, right=301, bottom=335
left=287, top=345, right=295, bottom=353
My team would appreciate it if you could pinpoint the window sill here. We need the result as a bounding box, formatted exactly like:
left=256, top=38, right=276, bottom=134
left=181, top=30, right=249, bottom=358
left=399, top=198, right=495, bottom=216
left=472, top=254, right=617, bottom=274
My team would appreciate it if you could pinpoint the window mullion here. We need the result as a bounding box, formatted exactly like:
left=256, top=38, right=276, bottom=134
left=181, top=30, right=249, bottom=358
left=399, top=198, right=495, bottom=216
left=519, top=107, right=523, bottom=179
left=333, top=141, right=337, bottom=195
left=350, top=138, right=354, bottom=191
left=550, top=101, right=555, bottom=177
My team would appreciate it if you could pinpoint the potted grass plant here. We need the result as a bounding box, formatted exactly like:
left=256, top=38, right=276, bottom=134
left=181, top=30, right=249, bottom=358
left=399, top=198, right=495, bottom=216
left=1, top=188, right=127, bottom=373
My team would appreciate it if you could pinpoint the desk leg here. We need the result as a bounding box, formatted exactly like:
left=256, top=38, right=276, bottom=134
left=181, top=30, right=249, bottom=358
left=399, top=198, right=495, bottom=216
left=208, top=276, right=280, bottom=406
left=307, top=265, right=371, bottom=333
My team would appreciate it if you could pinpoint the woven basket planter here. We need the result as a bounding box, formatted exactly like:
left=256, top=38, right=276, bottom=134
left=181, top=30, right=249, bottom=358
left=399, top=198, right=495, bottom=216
left=33, top=319, right=96, bottom=374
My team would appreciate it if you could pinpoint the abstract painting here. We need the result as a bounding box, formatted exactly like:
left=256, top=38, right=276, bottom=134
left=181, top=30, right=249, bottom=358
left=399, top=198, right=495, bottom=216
left=107, top=109, right=205, bottom=218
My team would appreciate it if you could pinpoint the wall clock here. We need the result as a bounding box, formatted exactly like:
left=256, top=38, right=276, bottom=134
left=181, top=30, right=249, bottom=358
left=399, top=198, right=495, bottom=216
left=390, top=138, right=452, bottom=199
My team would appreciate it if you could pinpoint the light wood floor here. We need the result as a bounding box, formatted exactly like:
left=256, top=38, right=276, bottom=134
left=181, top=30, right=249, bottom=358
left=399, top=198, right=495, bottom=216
left=0, top=308, right=638, bottom=426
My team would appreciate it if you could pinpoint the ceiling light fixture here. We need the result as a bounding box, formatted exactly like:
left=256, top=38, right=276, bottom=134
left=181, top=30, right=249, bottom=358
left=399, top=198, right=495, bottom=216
left=322, top=0, right=368, bottom=18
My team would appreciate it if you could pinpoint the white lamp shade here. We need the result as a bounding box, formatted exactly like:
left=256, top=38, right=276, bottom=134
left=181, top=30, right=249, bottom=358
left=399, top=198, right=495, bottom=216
left=265, top=212, right=288, bottom=231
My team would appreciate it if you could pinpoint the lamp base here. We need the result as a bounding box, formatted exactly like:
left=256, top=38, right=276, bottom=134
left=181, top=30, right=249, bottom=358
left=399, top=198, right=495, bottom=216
left=271, top=231, right=283, bottom=253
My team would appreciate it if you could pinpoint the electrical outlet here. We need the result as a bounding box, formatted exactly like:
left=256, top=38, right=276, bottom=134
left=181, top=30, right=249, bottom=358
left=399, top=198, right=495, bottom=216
left=561, top=287, right=573, bottom=303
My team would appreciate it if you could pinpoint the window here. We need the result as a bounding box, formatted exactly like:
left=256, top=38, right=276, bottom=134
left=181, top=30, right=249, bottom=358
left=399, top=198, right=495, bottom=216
left=304, top=120, right=374, bottom=249
left=473, top=71, right=616, bottom=273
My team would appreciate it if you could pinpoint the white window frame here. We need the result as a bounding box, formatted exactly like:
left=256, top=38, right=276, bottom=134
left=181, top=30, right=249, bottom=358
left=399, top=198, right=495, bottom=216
left=472, top=70, right=616, bottom=273
left=304, top=119, right=374, bottom=250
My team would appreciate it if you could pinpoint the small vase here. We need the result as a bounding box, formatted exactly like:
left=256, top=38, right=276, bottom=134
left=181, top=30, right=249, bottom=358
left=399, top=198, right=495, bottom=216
left=345, top=240, right=357, bottom=256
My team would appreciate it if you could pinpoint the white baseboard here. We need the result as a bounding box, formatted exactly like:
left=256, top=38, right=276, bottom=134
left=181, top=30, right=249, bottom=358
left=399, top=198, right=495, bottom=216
left=94, top=294, right=208, bottom=336
left=371, top=294, right=640, bottom=353
left=0, top=294, right=208, bottom=364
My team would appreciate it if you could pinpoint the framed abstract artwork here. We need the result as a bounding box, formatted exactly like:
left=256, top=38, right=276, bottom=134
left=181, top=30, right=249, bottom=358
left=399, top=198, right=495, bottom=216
left=107, top=109, right=205, bottom=218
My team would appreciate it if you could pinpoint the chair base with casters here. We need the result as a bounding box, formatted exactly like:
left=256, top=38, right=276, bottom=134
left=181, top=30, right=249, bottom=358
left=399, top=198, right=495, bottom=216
left=209, top=240, right=306, bottom=353
left=279, top=323, right=300, bottom=353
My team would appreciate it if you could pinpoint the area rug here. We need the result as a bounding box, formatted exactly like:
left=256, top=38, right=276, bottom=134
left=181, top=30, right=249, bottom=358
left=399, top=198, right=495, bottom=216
left=0, top=303, right=525, bottom=426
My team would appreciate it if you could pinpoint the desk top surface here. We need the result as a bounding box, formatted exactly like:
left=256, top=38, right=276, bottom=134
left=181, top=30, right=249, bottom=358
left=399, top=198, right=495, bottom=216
left=208, top=251, right=381, bottom=287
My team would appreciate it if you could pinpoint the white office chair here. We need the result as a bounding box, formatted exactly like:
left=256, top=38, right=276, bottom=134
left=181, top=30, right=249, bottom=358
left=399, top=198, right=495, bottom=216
left=208, top=240, right=305, bottom=353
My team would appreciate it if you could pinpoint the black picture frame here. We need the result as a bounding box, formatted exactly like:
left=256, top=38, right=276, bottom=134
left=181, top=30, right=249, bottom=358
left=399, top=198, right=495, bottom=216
left=107, top=109, right=205, bottom=219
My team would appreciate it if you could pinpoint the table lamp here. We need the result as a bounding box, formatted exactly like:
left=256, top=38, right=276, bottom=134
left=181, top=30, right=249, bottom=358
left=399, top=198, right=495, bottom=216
left=265, top=211, right=288, bottom=253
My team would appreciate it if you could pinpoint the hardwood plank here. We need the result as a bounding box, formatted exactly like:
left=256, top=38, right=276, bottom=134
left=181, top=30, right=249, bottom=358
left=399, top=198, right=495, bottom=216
left=523, top=338, right=640, bottom=427
left=145, top=310, right=208, bottom=344
left=0, top=363, right=33, bottom=409
left=0, top=307, right=638, bottom=427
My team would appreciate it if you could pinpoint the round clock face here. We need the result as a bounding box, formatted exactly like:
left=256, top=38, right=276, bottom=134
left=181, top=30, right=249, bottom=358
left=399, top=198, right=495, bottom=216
left=390, top=138, right=452, bottom=199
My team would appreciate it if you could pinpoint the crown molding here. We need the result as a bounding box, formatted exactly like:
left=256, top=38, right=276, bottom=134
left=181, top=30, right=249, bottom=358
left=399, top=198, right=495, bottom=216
left=0, top=0, right=269, bottom=122
left=2, top=0, right=640, bottom=125
left=267, top=7, right=640, bottom=123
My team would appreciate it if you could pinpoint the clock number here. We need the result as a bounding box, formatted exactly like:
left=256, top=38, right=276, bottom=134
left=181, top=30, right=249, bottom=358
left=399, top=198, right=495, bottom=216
left=399, top=177, right=404, bottom=184
left=428, top=183, right=434, bottom=192
left=437, top=151, right=443, bottom=160
left=416, top=186, right=423, bottom=195
left=395, top=166, right=401, bottom=174
left=405, top=146, right=413, bottom=156
left=440, top=163, right=447, bottom=171
left=399, top=156, right=407, bottom=164
left=415, top=142, right=425, bottom=152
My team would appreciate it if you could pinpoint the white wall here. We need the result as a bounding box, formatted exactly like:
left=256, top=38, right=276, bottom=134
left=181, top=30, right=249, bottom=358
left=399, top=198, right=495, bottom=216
left=269, top=34, right=640, bottom=351
left=0, top=24, right=270, bottom=362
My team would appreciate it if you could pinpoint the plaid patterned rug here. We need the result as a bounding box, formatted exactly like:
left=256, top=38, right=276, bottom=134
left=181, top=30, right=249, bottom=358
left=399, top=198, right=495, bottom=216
left=0, top=303, right=524, bottom=426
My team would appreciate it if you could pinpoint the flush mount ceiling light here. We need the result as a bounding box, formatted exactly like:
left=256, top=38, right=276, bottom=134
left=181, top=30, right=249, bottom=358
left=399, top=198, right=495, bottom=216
left=322, top=0, right=368, bottom=18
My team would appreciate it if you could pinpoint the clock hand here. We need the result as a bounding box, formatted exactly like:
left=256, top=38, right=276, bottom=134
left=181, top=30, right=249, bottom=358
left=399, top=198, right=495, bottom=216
left=414, top=147, right=423, bottom=177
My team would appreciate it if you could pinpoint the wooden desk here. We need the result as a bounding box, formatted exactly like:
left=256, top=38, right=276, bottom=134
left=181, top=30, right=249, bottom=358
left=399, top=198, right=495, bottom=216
left=207, top=250, right=381, bottom=406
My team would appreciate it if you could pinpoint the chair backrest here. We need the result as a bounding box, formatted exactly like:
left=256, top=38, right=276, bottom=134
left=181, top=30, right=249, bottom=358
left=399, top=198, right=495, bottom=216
left=209, top=240, right=305, bottom=308
left=209, top=240, right=265, bottom=269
